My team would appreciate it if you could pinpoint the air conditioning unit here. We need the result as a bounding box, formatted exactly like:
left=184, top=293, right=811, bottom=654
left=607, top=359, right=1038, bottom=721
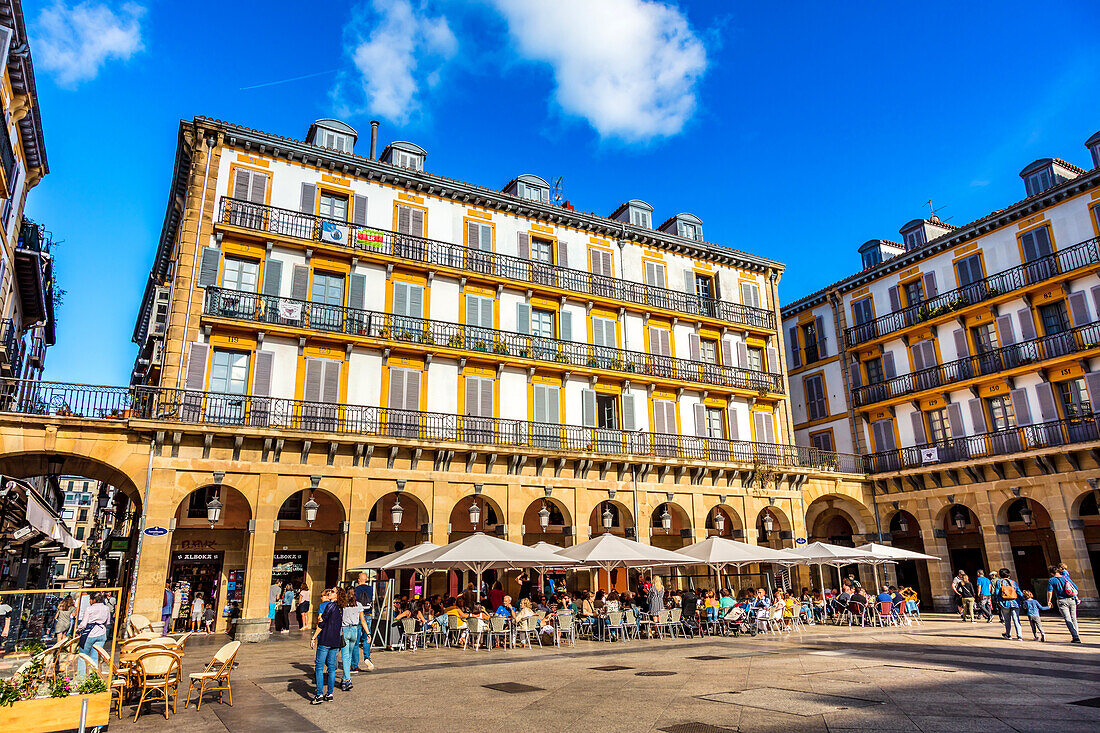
left=150, top=286, right=171, bottom=336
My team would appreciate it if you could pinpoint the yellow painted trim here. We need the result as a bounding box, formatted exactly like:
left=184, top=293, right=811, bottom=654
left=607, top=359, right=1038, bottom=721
left=392, top=200, right=429, bottom=234
left=397, top=192, right=425, bottom=204
left=225, top=162, right=272, bottom=206
left=462, top=216, right=496, bottom=253
left=321, top=173, right=351, bottom=187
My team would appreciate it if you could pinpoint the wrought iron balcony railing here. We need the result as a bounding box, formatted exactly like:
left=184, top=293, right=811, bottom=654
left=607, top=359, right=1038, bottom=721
left=204, top=287, right=784, bottom=394
left=0, top=319, right=21, bottom=377
left=217, top=197, right=777, bottom=332
left=0, top=379, right=861, bottom=473
left=863, top=412, right=1100, bottom=474
left=852, top=321, right=1100, bottom=407
left=845, top=237, right=1100, bottom=348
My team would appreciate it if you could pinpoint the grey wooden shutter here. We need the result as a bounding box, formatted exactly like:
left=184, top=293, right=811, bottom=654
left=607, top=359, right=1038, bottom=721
left=516, top=303, right=530, bottom=334
left=185, top=343, right=209, bottom=389
left=556, top=241, right=568, bottom=268
left=967, top=398, right=988, bottom=432
left=1035, top=382, right=1058, bottom=421
left=721, top=339, right=734, bottom=367
left=910, top=411, right=927, bottom=444
left=814, top=315, right=827, bottom=357
left=648, top=327, right=659, bottom=355
left=409, top=209, right=424, bottom=237
left=252, top=350, right=273, bottom=396
left=1069, top=291, right=1091, bottom=325
left=1091, top=285, right=1100, bottom=318
left=622, top=392, right=635, bottom=431
left=517, top=232, right=529, bottom=260
left=466, top=221, right=479, bottom=250
left=322, top=361, right=340, bottom=403
left=291, top=265, right=309, bottom=300
left=560, top=311, right=572, bottom=341
left=300, top=183, right=316, bottom=214
left=405, top=369, right=421, bottom=410
left=996, top=315, right=1016, bottom=345
left=849, top=358, right=862, bottom=388
left=883, top=351, right=896, bottom=379
left=233, top=169, right=251, bottom=199
left=197, top=247, right=220, bottom=287
left=348, top=273, right=366, bottom=311
left=304, top=358, right=324, bottom=402
left=1085, top=372, right=1100, bottom=411
left=407, top=284, right=424, bottom=317
left=693, top=403, right=706, bottom=437
left=1016, top=308, right=1036, bottom=341
left=465, top=294, right=479, bottom=326
left=387, top=368, right=405, bottom=409
left=688, top=333, right=701, bottom=361
left=735, top=341, right=748, bottom=369
left=652, top=400, right=667, bottom=434
left=352, top=195, right=368, bottom=226
left=911, top=343, right=925, bottom=372
left=788, top=326, right=801, bottom=368
left=581, top=389, right=597, bottom=428
left=249, top=172, right=267, bottom=203
left=923, top=272, right=938, bottom=299
left=727, top=404, right=739, bottom=440
left=1010, top=388, right=1032, bottom=426
left=684, top=270, right=695, bottom=294
left=952, top=329, right=969, bottom=357
left=533, top=385, right=547, bottom=424
left=766, top=346, right=779, bottom=374
left=947, top=402, right=963, bottom=436
left=479, top=378, right=493, bottom=418
left=888, top=286, right=901, bottom=312
left=464, top=376, right=479, bottom=416
left=263, top=259, right=283, bottom=296
left=755, top=412, right=776, bottom=444
left=397, top=206, right=412, bottom=234
left=393, top=281, right=409, bottom=316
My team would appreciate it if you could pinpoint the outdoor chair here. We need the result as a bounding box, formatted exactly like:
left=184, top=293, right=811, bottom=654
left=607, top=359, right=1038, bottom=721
left=171, top=631, right=194, bottom=653
left=132, top=649, right=182, bottom=722
left=467, top=617, right=488, bottom=651
left=400, top=619, right=421, bottom=650
left=906, top=599, right=923, bottom=624
left=555, top=612, right=576, bottom=648
left=876, top=601, right=898, bottom=627
left=488, top=616, right=513, bottom=650
left=623, top=608, right=641, bottom=640
left=445, top=615, right=464, bottom=647
left=603, top=611, right=626, bottom=642
left=767, top=604, right=785, bottom=634
left=846, top=601, right=868, bottom=627
left=516, top=615, right=542, bottom=648
left=93, top=642, right=129, bottom=719
left=654, top=609, right=675, bottom=639
left=185, top=640, right=240, bottom=710
left=128, top=614, right=154, bottom=636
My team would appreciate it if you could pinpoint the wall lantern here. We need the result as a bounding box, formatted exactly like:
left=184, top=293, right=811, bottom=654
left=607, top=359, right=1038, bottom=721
left=538, top=502, right=551, bottom=530
left=713, top=508, right=725, bottom=534
left=469, top=498, right=481, bottom=529
left=602, top=503, right=613, bottom=531
left=304, top=475, right=321, bottom=527
left=660, top=505, right=672, bottom=533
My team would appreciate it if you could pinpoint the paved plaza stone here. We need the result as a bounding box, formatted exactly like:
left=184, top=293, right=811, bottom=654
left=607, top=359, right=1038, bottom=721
left=114, top=614, right=1100, bottom=733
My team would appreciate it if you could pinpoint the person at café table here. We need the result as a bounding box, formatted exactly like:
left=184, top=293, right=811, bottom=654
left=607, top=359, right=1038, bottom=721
left=495, top=595, right=516, bottom=620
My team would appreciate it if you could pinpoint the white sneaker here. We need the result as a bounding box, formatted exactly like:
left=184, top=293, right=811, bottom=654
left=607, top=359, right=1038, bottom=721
left=362, top=659, right=374, bottom=671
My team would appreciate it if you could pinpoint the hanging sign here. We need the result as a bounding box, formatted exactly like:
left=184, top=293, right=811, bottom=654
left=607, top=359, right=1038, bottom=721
left=143, top=526, right=169, bottom=537
left=795, top=537, right=807, bottom=545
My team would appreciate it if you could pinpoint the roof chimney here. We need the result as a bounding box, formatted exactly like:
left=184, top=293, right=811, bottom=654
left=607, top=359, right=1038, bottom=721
left=370, top=120, right=379, bottom=160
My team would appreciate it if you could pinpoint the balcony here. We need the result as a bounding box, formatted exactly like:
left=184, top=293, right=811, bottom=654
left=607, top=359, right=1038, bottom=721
left=13, top=220, right=49, bottom=324
left=0, top=319, right=21, bottom=377
left=203, top=287, right=785, bottom=394
left=845, top=237, right=1100, bottom=348
left=216, top=198, right=777, bottom=332
left=852, top=321, right=1100, bottom=407
left=0, top=126, right=14, bottom=192
left=0, top=378, right=862, bottom=473
left=864, top=412, right=1100, bottom=474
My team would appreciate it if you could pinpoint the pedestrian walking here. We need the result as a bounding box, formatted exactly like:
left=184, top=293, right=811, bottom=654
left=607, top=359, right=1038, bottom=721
left=269, top=579, right=281, bottom=633
left=161, top=582, right=174, bottom=633
left=76, top=593, right=110, bottom=675
left=950, top=569, right=968, bottom=620
left=974, top=570, right=994, bottom=622
left=956, top=572, right=977, bottom=622
left=1045, top=564, right=1082, bottom=643
left=1021, top=590, right=1049, bottom=641
left=993, top=568, right=1023, bottom=641
left=297, top=582, right=312, bottom=630
left=353, top=572, right=375, bottom=671
left=337, top=588, right=370, bottom=691
left=280, top=581, right=296, bottom=633
left=310, top=588, right=341, bottom=705
left=190, top=593, right=206, bottom=632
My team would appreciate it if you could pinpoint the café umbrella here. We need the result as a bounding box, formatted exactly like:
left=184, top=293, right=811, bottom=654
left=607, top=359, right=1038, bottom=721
left=786, top=542, right=887, bottom=594
left=856, top=542, right=939, bottom=591
left=676, top=536, right=801, bottom=587
left=554, top=533, right=692, bottom=592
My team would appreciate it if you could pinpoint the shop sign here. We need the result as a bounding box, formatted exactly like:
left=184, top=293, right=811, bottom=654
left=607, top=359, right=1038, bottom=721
left=272, top=551, right=307, bottom=580
left=108, top=537, right=130, bottom=552
left=172, top=551, right=223, bottom=565
left=143, top=526, right=168, bottom=537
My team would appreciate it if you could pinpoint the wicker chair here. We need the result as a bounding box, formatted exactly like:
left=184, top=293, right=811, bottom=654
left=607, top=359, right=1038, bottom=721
left=93, top=643, right=129, bottom=719
left=185, top=641, right=240, bottom=710
left=555, top=612, right=576, bottom=648
left=128, top=614, right=154, bottom=636
left=132, top=649, right=182, bottom=721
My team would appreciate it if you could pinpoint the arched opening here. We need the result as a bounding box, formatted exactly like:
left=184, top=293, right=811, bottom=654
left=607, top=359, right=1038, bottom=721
left=649, top=502, right=691, bottom=551
left=1077, top=490, right=1100, bottom=593
left=272, top=486, right=347, bottom=630
left=942, top=504, right=988, bottom=580
left=587, top=500, right=634, bottom=539
left=755, top=506, right=793, bottom=593
left=808, top=505, right=859, bottom=589
left=1002, top=497, right=1060, bottom=598
left=520, top=497, right=572, bottom=547
left=168, top=484, right=253, bottom=634
left=703, top=505, right=743, bottom=539
left=366, top=491, right=429, bottom=598
left=447, top=495, right=505, bottom=596
left=888, top=510, right=931, bottom=607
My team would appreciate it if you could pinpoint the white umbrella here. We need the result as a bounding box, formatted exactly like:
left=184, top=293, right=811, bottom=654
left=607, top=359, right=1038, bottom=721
left=787, top=542, right=886, bottom=594
left=347, top=541, right=441, bottom=572
left=555, top=533, right=693, bottom=592
left=389, top=533, right=576, bottom=602
left=855, top=543, right=939, bottom=561
left=676, top=536, right=801, bottom=590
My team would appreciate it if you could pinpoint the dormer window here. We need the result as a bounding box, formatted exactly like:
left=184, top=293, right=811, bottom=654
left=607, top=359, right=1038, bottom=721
left=630, top=208, right=650, bottom=228
left=679, top=221, right=700, bottom=240
left=1087, top=131, right=1100, bottom=168
left=1019, top=158, right=1081, bottom=197
left=391, top=149, right=422, bottom=171
left=1024, top=167, right=1053, bottom=196
left=903, top=228, right=925, bottom=250
left=862, top=249, right=882, bottom=269
left=610, top=200, right=654, bottom=229
left=380, top=141, right=427, bottom=172
left=504, top=174, right=550, bottom=204
left=305, top=118, right=358, bottom=154
left=659, top=213, right=703, bottom=241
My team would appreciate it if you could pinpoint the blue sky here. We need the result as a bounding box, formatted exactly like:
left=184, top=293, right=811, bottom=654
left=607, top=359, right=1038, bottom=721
left=25, top=0, right=1100, bottom=385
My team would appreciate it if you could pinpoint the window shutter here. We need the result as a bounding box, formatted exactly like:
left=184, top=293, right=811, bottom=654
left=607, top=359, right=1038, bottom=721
left=397, top=206, right=412, bottom=234
left=233, top=169, right=251, bottom=199
left=352, top=195, right=368, bottom=226
left=1085, top=372, right=1100, bottom=412
left=479, top=378, right=493, bottom=418
left=735, top=341, right=748, bottom=369
left=849, top=358, right=862, bottom=388
left=407, top=284, right=423, bottom=317
left=653, top=400, right=667, bottom=433
left=347, top=273, right=366, bottom=312
left=517, top=232, right=529, bottom=260
left=766, top=346, right=779, bottom=374
left=883, top=352, right=896, bottom=379
left=387, top=368, right=405, bottom=409
left=556, top=241, right=568, bottom=268
left=1016, top=308, right=1036, bottom=341
left=947, top=402, right=963, bottom=437
left=466, top=221, right=479, bottom=250
left=888, top=286, right=901, bottom=312
left=788, top=326, right=801, bottom=368
left=393, top=282, right=408, bottom=316
left=1068, top=291, right=1091, bottom=325
left=263, top=259, right=283, bottom=296
left=996, top=314, right=1016, bottom=346
left=464, top=294, right=480, bottom=326
left=727, top=404, right=739, bottom=440
left=322, top=361, right=341, bottom=403
left=952, top=328, right=969, bottom=358
left=548, top=386, right=560, bottom=424
left=516, top=303, right=530, bottom=334
left=560, top=311, right=572, bottom=342
left=910, top=411, right=927, bottom=444
left=581, top=389, right=597, bottom=428
left=1091, top=285, right=1100, bottom=320
left=464, top=377, right=479, bottom=416
left=648, top=327, right=660, bottom=355
left=291, top=265, right=309, bottom=301
left=684, top=270, right=695, bottom=295
left=721, top=340, right=734, bottom=367
left=967, top=398, right=988, bottom=432
left=689, top=333, right=701, bottom=361
left=304, top=358, right=324, bottom=402
left=660, top=330, right=672, bottom=357
left=1035, top=382, right=1058, bottom=421
left=249, top=172, right=267, bottom=204
left=755, top=412, right=776, bottom=444
left=185, top=343, right=209, bottom=389
left=814, top=315, right=827, bottom=357
left=409, top=209, right=424, bottom=237
left=622, top=393, right=635, bottom=431
left=911, top=343, right=925, bottom=372
left=252, top=350, right=273, bottom=396
left=693, top=403, right=706, bottom=437
left=923, top=271, right=938, bottom=298
left=1010, top=388, right=1032, bottom=426
left=300, top=183, right=316, bottom=214
left=404, top=369, right=420, bottom=411
left=197, top=247, right=220, bottom=287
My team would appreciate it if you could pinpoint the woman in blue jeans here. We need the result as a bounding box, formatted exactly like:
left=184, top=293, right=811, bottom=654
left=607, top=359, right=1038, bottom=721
left=76, top=593, right=111, bottom=676
left=993, top=568, right=1023, bottom=640
left=309, top=588, right=341, bottom=704
left=338, top=589, right=370, bottom=690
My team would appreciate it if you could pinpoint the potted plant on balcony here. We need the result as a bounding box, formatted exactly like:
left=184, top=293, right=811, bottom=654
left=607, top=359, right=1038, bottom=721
left=448, top=334, right=463, bottom=349
left=492, top=341, right=508, bottom=355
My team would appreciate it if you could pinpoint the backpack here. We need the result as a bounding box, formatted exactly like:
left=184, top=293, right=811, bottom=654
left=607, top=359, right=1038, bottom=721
left=999, top=581, right=1017, bottom=601
left=1056, top=575, right=1079, bottom=598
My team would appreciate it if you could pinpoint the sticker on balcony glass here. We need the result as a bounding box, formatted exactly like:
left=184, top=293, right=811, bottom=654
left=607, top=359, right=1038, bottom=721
left=321, top=221, right=348, bottom=245
left=355, top=228, right=386, bottom=248
left=919, top=447, right=939, bottom=464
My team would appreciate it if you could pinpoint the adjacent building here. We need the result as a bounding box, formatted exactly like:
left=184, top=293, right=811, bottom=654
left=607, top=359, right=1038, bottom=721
left=783, top=131, right=1100, bottom=610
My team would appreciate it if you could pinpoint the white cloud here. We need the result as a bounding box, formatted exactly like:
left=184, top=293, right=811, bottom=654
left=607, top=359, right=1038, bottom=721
left=970, top=179, right=990, bottom=187
left=335, top=1, right=457, bottom=124
left=489, top=0, right=708, bottom=142
left=33, top=2, right=145, bottom=88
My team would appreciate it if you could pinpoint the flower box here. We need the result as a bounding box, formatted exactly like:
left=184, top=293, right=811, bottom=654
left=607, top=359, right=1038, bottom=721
left=0, top=691, right=111, bottom=732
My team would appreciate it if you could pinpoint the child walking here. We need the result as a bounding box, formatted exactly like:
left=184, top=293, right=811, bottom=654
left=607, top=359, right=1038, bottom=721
left=1021, top=590, right=1049, bottom=642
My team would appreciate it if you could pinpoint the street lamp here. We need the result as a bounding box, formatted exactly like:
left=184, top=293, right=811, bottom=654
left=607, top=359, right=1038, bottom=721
left=602, top=503, right=613, bottom=531
left=538, top=502, right=551, bottom=531
left=205, top=493, right=222, bottom=528
left=304, top=476, right=321, bottom=527
left=898, top=514, right=909, bottom=534
left=1019, top=501, right=1033, bottom=527
left=391, top=496, right=404, bottom=529
left=761, top=511, right=775, bottom=534
left=660, top=505, right=672, bottom=534
left=469, top=499, right=481, bottom=529
left=713, top=508, right=725, bottom=535
left=953, top=508, right=969, bottom=530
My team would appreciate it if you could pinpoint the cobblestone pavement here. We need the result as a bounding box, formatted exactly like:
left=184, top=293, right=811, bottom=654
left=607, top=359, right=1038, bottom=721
left=112, top=614, right=1100, bottom=732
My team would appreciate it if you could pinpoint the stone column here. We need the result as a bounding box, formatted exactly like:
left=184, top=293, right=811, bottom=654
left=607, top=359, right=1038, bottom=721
left=129, top=468, right=177, bottom=629
left=238, top=473, right=278, bottom=642
left=918, top=499, right=953, bottom=612
left=1047, top=493, right=1099, bottom=612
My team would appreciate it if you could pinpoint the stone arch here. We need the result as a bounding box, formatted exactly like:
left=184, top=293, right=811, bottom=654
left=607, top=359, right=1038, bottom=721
left=1072, top=489, right=1099, bottom=518
left=649, top=500, right=692, bottom=550
left=756, top=505, right=792, bottom=548
left=0, top=450, right=144, bottom=503
left=172, top=483, right=253, bottom=530
left=520, top=496, right=573, bottom=546
left=805, top=494, right=875, bottom=538
left=996, top=496, right=1060, bottom=593
left=587, top=499, right=634, bottom=538
left=886, top=509, right=921, bottom=538
left=449, top=494, right=505, bottom=537
left=274, top=487, right=345, bottom=532
left=703, top=504, right=743, bottom=539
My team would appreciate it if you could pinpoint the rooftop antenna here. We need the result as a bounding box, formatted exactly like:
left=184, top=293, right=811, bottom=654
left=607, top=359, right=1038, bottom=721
left=924, top=199, right=951, bottom=222
left=551, top=176, right=564, bottom=206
